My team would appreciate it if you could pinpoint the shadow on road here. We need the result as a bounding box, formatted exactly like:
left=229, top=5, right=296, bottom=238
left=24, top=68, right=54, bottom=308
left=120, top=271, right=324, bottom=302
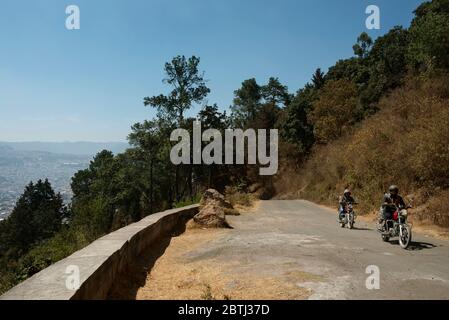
left=389, top=240, right=437, bottom=251
left=351, top=227, right=372, bottom=231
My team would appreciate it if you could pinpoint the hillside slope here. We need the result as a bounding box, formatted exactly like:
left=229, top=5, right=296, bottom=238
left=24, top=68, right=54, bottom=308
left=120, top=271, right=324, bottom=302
left=275, top=76, right=449, bottom=228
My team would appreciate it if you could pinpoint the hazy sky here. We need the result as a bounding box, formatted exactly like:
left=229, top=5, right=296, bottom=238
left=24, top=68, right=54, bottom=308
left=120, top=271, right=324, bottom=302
left=0, top=0, right=423, bottom=142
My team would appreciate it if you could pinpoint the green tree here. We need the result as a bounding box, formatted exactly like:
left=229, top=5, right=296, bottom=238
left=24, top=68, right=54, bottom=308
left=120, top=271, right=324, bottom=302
left=281, top=85, right=315, bottom=154
left=199, top=104, right=228, bottom=130
left=312, top=68, right=325, bottom=90
left=280, top=66, right=328, bottom=155
left=144, top=55, right=210, bottom=126
left=353, top=32, right=373, bottom=59
left=261, top=77, right=292, bottom=106
left=70, top=150, right=117, bottom=234
left=326, top=58, right=367, bottom=86
left=256, top=78, right=291, bottom=130
left=231, top=78, right=262, bottom=127
left=198, top=104, right=229, bottom=188
left=359, top=26, right=410, bottom=114
left=144, top=55, right=210, bottom=201
left=128, top=120, right=166, bottom=214
left=407, top=3, right=449, bottom=72
left=2, top=180, right=66, bottom=254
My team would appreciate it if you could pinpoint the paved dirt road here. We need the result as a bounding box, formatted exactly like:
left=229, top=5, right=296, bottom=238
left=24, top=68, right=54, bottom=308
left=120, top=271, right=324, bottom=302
left=136, top=200, right=449, bottom=300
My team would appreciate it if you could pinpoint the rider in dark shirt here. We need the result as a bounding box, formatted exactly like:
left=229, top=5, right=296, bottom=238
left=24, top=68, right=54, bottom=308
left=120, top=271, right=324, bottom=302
left=379, top=185, right=406, bottom=229
left=339, top=189, right=355, bottom=219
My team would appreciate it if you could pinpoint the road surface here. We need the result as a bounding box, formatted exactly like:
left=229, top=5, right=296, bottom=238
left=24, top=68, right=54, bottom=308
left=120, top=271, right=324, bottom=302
left=135, top=200, right=449, bottom=300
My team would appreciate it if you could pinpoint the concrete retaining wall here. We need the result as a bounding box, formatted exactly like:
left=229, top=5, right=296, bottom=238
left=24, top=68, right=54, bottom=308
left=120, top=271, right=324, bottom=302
left=0, top=204, right=199, bottom=300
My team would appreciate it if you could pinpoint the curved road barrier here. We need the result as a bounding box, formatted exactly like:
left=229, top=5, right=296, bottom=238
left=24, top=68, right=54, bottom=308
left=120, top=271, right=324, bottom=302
left=0, top=204, right=199, bottom=300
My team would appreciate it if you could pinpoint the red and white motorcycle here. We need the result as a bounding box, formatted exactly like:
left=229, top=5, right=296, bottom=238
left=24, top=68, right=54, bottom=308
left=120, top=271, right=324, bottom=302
left=379, top=204, right=412, bottom=249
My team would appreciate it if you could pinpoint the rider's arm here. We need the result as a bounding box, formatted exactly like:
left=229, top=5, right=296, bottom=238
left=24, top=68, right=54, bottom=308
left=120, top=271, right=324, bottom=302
left=381, top=194, right=390, bottom=207
left=398, top=196, right=406, bottom=208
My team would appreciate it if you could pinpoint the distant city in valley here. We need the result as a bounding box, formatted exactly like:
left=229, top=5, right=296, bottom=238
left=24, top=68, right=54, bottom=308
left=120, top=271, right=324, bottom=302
left=0, top=142, right=129, bottom=220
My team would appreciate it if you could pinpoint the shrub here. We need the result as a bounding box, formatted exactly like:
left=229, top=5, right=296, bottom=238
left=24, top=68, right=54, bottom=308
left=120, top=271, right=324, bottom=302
left=225, top=186, right=253, bottom=207
left=173, top=194, right=202, bottom=208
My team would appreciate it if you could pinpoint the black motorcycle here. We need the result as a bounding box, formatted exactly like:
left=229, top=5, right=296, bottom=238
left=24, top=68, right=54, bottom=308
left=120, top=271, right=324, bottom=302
left=339, top=203, right=357, bottom=229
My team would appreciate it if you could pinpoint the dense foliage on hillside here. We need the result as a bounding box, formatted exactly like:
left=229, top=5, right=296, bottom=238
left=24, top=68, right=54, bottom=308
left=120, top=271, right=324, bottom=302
left=276, top=77, right=449, bottom=223
left=273, top=0, right=449, bottom=224
left=1, top=0, right=448, bottom=294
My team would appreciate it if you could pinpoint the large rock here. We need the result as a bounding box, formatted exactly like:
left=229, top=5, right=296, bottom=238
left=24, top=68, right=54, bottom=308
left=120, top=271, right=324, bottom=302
left=199, top=189, right=232, bottom=208
left=193, top=189, right=237, bottom=228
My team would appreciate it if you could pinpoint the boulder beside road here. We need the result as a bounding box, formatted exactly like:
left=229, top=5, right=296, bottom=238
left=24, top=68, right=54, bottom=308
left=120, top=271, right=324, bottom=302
left=193, top=189, right=237, bottom=228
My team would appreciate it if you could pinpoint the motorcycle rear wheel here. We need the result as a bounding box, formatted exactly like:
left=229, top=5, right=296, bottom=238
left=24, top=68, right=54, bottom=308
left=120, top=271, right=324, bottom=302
left=381, top=234, right=390, bottom=242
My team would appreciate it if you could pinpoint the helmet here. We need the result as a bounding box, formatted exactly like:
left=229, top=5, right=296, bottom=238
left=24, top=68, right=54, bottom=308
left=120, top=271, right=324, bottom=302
left=344, top=189, right=351, bottom=196
left=389, top=185, right=399, bottom=195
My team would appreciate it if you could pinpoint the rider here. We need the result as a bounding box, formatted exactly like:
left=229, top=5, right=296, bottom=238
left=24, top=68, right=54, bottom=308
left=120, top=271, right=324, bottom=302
left=378, top=185, right=406, bottom=230
left=338, top=189, right=355, bottom=220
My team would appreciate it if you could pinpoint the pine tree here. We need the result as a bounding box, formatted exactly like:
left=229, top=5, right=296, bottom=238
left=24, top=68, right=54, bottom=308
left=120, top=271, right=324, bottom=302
left=4, top=180, right=65, bottom=254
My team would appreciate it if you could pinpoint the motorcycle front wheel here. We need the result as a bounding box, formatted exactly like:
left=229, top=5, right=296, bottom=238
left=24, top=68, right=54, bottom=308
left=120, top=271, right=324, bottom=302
left=399, top=225, right=412, bottom=249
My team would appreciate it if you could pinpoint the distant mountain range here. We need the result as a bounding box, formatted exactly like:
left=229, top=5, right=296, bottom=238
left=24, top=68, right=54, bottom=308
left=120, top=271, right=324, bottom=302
left=0, top=141, right=129, bottom=156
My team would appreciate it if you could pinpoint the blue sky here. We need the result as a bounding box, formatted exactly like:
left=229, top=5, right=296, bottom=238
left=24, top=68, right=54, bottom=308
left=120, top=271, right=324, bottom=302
left=0, top=0, right=423, bottom=142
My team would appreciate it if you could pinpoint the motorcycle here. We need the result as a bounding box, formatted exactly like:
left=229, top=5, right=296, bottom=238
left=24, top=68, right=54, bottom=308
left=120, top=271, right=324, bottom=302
left=378, top=205, right=412, bottom=249
left=339, top=203, right=357, bottom=229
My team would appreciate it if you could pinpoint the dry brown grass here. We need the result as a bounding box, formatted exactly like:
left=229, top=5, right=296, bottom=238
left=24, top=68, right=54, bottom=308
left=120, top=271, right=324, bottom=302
left=413, top=189, right=449, bottom=228
left=225, top=186, right=254, bottom=207
left=135, top=225, right=311, bottom=300
left=275, top=76, right=449, bottom=228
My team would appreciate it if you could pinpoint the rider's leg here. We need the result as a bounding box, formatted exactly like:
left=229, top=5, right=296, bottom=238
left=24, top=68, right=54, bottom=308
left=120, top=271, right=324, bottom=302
left=338, top=206, right=344, bottom=220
